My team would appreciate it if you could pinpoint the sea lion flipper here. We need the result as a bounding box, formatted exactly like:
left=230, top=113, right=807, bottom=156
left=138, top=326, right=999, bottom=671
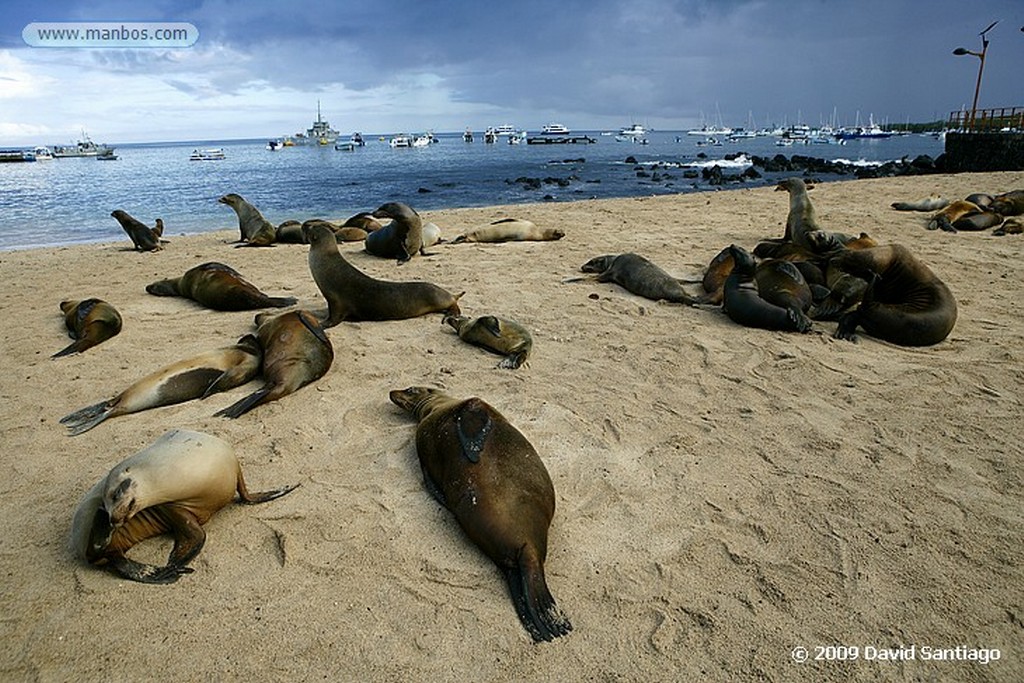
left=60, top=400, right=115, bottom=435
left=420, top=463, right=447, bottom=506
left=214, top=387, right=272, bottom=419
left=161, top=504, right=207, bottom=570
left=498, top=351, right=528, bottom=370
left=478, top=315, right=502, bottom=338
left=503, top=549, right=573, bottom=642
left=454, top=399, right=494, bottom=464
left=108, top=554, right=194, bottom=584
left=236, top=472, right=300, bottom=504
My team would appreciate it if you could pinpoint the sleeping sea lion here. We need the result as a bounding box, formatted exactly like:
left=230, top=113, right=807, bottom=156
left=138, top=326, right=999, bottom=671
left=341, top=212, right=383, bottom=232
left=891, top=196, right=950, bottom=212
left=146, top=262, right=297, bottom=311
left=214, top=309, right=334, bottom=418
left=994, top=216, right=1024, bottom=236
left=452, top=218, right=564, bottom=244
left=926, top=200, right=984, bottom=232
left=990, top=190, right=1024, bottom=217
left=580, top=253, right=696, bottom=305
left=70, top=428, right=298, bottom=583
left=218, top=193, right=277, bottom=246
left=389, top=387, right=572, bottom=642
left=304, top=222, right=463, bottom=326
left=831, top=244, right=957, bottom=346
left=53, top=299, right=123, bottom=358
left=365, top=201, right=428, bottom=263
left=60, top=335, right=262, bottom=435
left=722, top=245, right=812, bottom=332
left=111, top=210, right=164, bottom=252
left=444, top=314, right=533, bottom=369
left=275, top=220, right=306, bottom=244
left=302, top=219, right=368, bottom=243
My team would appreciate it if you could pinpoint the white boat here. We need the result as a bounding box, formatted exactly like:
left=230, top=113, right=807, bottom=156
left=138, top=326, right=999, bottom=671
left=618, top=123, right=647, bottom=137
left=190, top=148, right=226, bottom=161
left=687, top=125, right=733, bottom=137
left=484, top=128, right=498, bottom=143
left=33, top=146, right=54, bottom=160
left=389, top=135, right=412, bottom=148
left=492, top=124, right=517, bottom=137
left=52, top=132, right=114, bottom=158
left=508, top=132, right=524, bottom=144
left=541, top=123, right=571, bottom=135
left=411, top=134, right=433, bottom=147
left=463, top=129, right=474, bottom=142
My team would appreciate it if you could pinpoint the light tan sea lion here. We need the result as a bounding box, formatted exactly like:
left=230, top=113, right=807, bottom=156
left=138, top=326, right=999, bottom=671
left=891, top=196, right=950, bottom=211
left=146, top=262, right=297, bottom=311
left=365, top=201, right=429, bottom=263
left=60, top=335, right=263, bottom=435
left=53, top=299, right=123, bottom=358
left=111, top=210, right=164, bottom=252
left=452, top=218, right=564, bottom=243
left=389, top=387, right=572, bottom=642
left=70, top=429, right=298, bottom=583
left=214, top=309, right=334, bottom=418
left=444, top=314, right=533, bottom=369
left=218, top=193, right=277, bottom=246
left=926, top=200, right=983, bottom=232
left=304, top=222, right=463, bottom=326
left=775, top=178, right=822, bottom=249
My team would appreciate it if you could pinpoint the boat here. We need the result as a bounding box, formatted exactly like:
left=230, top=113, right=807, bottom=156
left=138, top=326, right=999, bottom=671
left=492, top=124, right=517, bottom=137
left=350, top=132, right=365, bottom=146
left=52, top=131, right=114, bottom=158
left=411, top=134, right=433, bottom=147
left=463, top=129, right=473, bottom=142
left=617, top=123, right=647, bottom=138
left=695, top=137, right=722, bottom=147
left=0, top=149, right=36, bottom=163
left=541, top=123, right=571, bottom=135
left=190, top=148, right=226, bottom=161
left=292, top=101, right=340, bottom=145
left=334, top=141, right=357, bottom=151
left=266, top=139, right=284, bottom=151
left=33, top=146, right=54, bottom=160
left=484, top=128, right=498, bottom=144
left=836, top=114, right=892, bottom=140
left=389, top=134, right=412, bottom=148
left=96, top=149, right=118, bottom=160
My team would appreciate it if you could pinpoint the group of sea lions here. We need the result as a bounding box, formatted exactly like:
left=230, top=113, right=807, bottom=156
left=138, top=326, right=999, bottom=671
left=892, top=188, right=1024, bottom=235
left=61, top=197, right=569, bottom=643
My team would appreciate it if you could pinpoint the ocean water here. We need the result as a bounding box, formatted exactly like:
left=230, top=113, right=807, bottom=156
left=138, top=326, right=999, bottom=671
left=0, top=130, right=945, bottom=251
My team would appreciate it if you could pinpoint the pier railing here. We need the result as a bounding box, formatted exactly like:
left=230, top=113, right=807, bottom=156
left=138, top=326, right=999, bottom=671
left=947, top=106, right=1024, bottom=132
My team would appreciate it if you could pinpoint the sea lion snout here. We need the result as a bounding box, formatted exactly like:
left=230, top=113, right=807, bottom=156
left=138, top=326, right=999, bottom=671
left=105, top=477, right=138, bottom=526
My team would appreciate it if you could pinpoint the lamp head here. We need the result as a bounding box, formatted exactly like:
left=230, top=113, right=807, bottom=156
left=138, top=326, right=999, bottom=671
left=952, top=47, right=970, bottom=55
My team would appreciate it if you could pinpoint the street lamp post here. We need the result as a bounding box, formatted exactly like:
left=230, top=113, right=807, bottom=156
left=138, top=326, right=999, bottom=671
left=953, top=21, right=998, bottom=131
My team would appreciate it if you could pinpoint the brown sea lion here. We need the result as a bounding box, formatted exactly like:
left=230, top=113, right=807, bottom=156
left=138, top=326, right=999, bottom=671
left=365, top=201, right=428, bottom=263
left=926, top=199, right=983, bottom=232
left=951, top=211, right=1005, bottom=231
left=990, top=190, right=1024, bottom=217
left=70, top=429, right=298, bottom=583
left=831, top=244, right=957, bottom=346
left=275, top=220, right=306, bottom=244
left=994, top=216, right=1024, bottom=236
left=722, top=245, right=812, bottom=332
left=304, top=222, right=463, bottom=326
left=891, top=196, right=949, bottom=211
left=342, top=212, right=383, bottom=232
left=111, top=210, right=164, bottom=252
left=214, top=310, right=334, bottom=418
left=53, top=299, right=123, bottom=358
left=146, top=262, right=297, bottom=311
left=218, top=193, right=277, bottom=246
left=580, top=253, right=696, bottom=305
left=775, top=178, right=823, bottom=249
left=452, top=218, right=564, bottom=244
left=389, top=387, right=572, bottom=642
left=444, top=314, right=533, bottom=369
left=694, top=246, right=734, bottom=305
left=60, top=335, right=262, bottom=435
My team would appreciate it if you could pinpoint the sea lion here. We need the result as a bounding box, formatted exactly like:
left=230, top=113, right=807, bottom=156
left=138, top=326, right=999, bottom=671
left=275, top=220, right=306, bottom=244
left=304, top=222, right=463, bottom=326
left=831, top=244, right=957, bottom=346
left=994, top=216, right=1024, bottom=236
left=389, top=387, right=572, bottom=642
left=342, top=212, right=384, bottom=232
left=365, top=201, right=428, bottom=263
left=214, top=309, right=334, bottom=418
left=775, top=178, right=823, bottom=249
left=422, top=221, right=443, bottom=248
left=53, top=299, right=123, bottom=358
left=580, top=253, right=696, bottom=305
left=444, top=314, right=533, bottom=369
left=218, top=193, right=277, bottom=246
left=891, top=196, right=950, bottom=212
left=926, top=200, right=984, bottom=232
left=950, top=211, right=1004, bottom=231
left=146, top=262, right=297, bottom=311
left=694, top=246, right=734, bottom=305
left=60, top=335, right=262, bottom=435
left=990, top=190, right=1024, bottom=217
left=722, top=245, right=812, bottom=332
left=111, top=210, right=164, bottom=252
left=70, top=428, right=298, bottom=583
left=452, top=218, right=564, bottom=244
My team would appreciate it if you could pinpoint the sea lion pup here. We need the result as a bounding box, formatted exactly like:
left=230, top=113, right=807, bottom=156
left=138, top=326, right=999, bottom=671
left=70, top=428, right=298, bottom=584
left=60, top=335, right=262, bottom=435
left=214, top=309, right=334, bottom=418
left=451, top=218, right=565, bottom=244
left=304, top=222, right=463, bottom=326
left=994, top=216, right=1024, bottom=236
left=990, top=190, right=1024, bottom=217
left=775, top=177, right=823, bottom=249
left=365, top=201, right=428, bottom=263
left=389, top=387, right=572, bottom=642
left=342, top=211, right=383, bottom=232
left=926, top=199, right=984, bottom=232
left=830, top=244, right=957, bottom=346
left=421, top=221, right=444, bottom=248
left=110, top=210, right=164, bottom=252
left=579, top=253, right=697, bottom=305
left=444, top=314, right=533, bottom=369
left=891, top=195, right=950, bottom=211
left=218, top=193, right=277, bottom=246
left=146, top=261, right=297, bottom=311
left=53, top=299, right=123, bottom=358
left=275, top=220, right=306, bottom=244
left=722, top=245, right=812, bottom=333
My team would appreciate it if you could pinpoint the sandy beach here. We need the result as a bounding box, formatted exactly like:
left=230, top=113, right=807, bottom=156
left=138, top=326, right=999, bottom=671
left=1, top=171, right=1022, bottom=682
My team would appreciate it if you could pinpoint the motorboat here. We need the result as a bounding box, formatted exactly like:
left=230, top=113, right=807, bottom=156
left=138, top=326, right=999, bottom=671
left=96, top=149, right=118, bottom=160
left=190, top=148, right=226, bottom=161
left=411, top=134, right=432, bottom=147
left=617, top=123, right=646, bottom=138
left=266, top=139, right=283, bottom=151
left=541, top=123, right=571, bottom=135
left=463, top=129, right=473, bottom=142
left=33, top=146, right=54, bottom=160
left=389, top=135, right=412, bottom=148
left=493, top=124, right=517, bottom=137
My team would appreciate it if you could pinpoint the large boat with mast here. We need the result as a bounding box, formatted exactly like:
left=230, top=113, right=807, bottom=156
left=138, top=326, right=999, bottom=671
left=51, top=131, right=114, bottom=158
left=292, top=101, right=340, bottom=145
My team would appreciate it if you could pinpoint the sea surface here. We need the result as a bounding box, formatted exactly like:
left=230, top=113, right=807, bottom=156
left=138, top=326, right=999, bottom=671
left=0, top=130, right=945, bottom=251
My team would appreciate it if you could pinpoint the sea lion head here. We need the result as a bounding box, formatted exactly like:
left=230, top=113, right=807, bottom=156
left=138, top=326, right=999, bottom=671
left=580, top=254, right=617, bottom=274
left=775, top=178, right=810, bottom=193
left=389, top=386, right=449, bottom=419
left=372, top=202, right=418, bottom=221
left=547, top=228, right=566, bottom=240
left=217, top=193, right=243, bottom=207
left=727, top=244, right=757, bottom=273
left=103, top=474, right=141, bottom=527
left=806, top=231, right=844, bottom=255
left=302, top=220, right=336, bottom=245
left=443, top=314, right=470, bottom=333
left=145, top=278, right=180, bottom=297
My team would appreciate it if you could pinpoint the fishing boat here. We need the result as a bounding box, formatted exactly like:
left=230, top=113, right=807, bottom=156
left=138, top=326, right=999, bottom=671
left=291, top=101, right=340, bottom=146
left=190, top=148, right=226, bottom=161
left=836, top=114, right=892, bottom=140
left=52, top=132, right=114, bottom=158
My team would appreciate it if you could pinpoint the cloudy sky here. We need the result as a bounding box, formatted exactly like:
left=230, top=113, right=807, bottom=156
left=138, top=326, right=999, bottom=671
left=1, top=0, right=1022, bottom=144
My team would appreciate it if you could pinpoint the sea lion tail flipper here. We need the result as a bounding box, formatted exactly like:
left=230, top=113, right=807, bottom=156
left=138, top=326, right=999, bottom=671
left=236, top=473, right=300, bottom=504
left=109, top=555, right=195, bottom=584
left=497, top=351, right=528, bottom=370
left=454, top=399, right=494, bottom=463
left=504, top=548, right=572, bottom=642
left=214, top=387, right=272, bottom=419
left=52, top=339, right=94, bottom=358
left=60, top=400, right=115, bottom=435
left=451, top=235, right=467, bottom=244
left=478, top=315, right=502, bottom=337
left=266, top=296, right=299, bottom=308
